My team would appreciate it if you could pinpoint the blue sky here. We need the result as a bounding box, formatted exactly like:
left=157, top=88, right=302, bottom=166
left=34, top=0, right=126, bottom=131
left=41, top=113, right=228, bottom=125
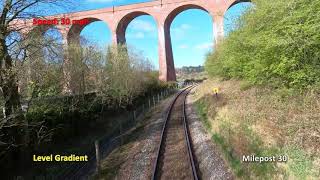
left=45, top=0, right=252, bottom=69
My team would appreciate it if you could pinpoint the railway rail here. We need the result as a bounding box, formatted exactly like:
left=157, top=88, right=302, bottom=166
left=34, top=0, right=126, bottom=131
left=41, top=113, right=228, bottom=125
left=54, top=87, right=198, bottom=179
left=152, top=86, right=198, bottom=180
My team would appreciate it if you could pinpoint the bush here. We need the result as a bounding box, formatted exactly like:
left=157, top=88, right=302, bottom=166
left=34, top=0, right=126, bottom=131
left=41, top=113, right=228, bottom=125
left=205, top=0, right=320, bottom=90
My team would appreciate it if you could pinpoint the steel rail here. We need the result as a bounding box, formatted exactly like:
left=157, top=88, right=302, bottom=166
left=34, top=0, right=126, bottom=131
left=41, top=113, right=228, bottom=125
left=183, top=87, right=198, bottom=180
left=151, top=85, right=198, bottom=180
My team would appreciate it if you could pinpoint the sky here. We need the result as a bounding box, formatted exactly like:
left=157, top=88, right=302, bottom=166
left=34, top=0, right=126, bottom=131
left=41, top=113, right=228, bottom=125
left=43, top=0, right=253, bottom=69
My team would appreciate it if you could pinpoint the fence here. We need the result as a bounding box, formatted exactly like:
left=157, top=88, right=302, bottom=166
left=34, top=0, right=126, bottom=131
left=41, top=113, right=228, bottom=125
left=53, top=88, right=177, bottom=179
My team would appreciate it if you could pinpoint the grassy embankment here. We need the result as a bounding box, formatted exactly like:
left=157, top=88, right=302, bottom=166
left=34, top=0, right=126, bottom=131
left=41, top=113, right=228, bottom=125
left=195, top=0, right=320, bottom=179
left=193, top=79, right=319, bottom=179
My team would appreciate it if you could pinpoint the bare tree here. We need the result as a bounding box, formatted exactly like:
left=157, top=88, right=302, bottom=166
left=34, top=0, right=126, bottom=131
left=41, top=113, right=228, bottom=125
left=1, top=0, right=74, bottom=116
left=0, top=0, right=75, bottom=173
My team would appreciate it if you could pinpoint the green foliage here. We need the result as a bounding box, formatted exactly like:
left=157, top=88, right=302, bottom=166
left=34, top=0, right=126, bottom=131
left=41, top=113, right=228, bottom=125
left=211, top=133, right=245, bottom=177
left=195, top=96, right=278, bottom=178
left=194, top=99, right=211, bottom=131
left=285, top=146, right=313, bottom=178
left=205, top=0, right=320, bottom=90
left=239, top=80, right=253, bottom=91
left=104, top=45, right=156, bottom=107
left=179, top=66, right=204, bottom=74
left=26, top=94, right=103, bottom=142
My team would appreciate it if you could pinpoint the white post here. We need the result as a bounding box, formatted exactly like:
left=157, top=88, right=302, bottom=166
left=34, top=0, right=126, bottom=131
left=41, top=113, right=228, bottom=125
left=2, top=107, right=6, bottom=119
left=95, top=140, right=101, bottom=173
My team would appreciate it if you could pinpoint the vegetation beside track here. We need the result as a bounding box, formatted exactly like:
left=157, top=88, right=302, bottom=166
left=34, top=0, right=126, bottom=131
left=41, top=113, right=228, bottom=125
left=193, top=79, right=319, bottom=179
left=200, top=0, right=320, bottom=178
left=0, top=42, right=177, bottom=177
left=93, top=94, right=175, bottom=179
left=206, top=0, right=320, bottom=90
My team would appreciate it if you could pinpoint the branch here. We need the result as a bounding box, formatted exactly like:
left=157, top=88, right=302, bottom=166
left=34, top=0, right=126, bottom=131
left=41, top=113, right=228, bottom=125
left=7, top=0, right=40, bottom=23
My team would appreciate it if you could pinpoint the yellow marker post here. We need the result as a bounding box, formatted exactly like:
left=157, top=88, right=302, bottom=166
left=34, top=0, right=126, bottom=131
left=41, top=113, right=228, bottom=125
left=213, top=88, right=219, bottom=98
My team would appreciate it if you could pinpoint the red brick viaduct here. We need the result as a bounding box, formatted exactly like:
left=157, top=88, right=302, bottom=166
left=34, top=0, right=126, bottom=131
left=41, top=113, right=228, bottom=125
left=12, top=0, right=250, bottom=92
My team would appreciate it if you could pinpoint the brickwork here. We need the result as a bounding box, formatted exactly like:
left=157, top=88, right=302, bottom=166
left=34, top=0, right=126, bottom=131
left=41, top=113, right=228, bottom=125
left=11, top=0, right=249, bottom=90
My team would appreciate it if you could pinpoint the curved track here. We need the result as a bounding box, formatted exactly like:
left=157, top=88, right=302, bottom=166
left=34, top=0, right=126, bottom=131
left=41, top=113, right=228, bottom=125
left=152, top=86, right=198, bottom=180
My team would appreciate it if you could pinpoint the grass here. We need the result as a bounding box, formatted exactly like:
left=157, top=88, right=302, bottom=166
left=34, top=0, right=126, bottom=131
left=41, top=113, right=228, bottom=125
left=192, top=78, right=320, bottom=179
left=212, top=133, right=245, bottom=177
left=285, top=146, right=313, bottom=179
left=194, top=100, right=211, bottom=131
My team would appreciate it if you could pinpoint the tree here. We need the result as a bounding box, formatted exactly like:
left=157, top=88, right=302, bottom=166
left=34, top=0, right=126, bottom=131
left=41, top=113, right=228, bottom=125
left=1, top=0, right=71, bottom=115
left=205, top=0, right=320, bottom=89
left=104, top=45, right=154, bottom=108
left=66, top=38, right=105, bottom=94
left=0, top=0, right=75, bottom=173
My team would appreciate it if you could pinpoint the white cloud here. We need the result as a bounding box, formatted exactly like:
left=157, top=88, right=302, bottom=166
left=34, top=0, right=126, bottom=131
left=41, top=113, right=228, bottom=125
left=127, top=32, right=145, bottom=39
left=171, top=28, right=185, bottom=39
left=180, top=24, right=192, bottom=30
left=171, top=23, right=192, bottom=39
left=130, top=19, right=156, bottom=32
left=134, top=32, right=145, bottom=39
left=178, top=44, right=189, bottom=49
left=195, top=42, right=214, bottom=50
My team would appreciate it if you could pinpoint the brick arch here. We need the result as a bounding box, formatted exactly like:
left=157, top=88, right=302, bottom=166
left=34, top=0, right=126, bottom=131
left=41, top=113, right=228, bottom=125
left=116, top=11, right=156, bottom=44
left=10, top=0, right=238, bottom=85
left=222, top=0, right=253, bottom=36
left=26, top=26, right=64, bottom=58
left=160, top=4, right=213, bottom=81
left=164, top=4, right=211, bottom=27
left=26, top=25, right=64, bottom=57
left=67, top=17, right=111, bottom=44
left=226, top=0, right=252, bottom=11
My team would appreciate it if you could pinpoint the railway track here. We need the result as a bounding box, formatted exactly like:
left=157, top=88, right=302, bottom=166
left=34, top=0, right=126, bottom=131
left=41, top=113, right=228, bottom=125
left=152, top=86, right=198, bottom=180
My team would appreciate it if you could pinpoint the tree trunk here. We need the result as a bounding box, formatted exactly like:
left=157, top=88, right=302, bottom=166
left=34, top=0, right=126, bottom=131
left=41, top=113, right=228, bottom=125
left=2, top=80, right=22, bottom=117
left=1, top=37, right=29, bottom=173
left=0, top=37, right=22, bottom=117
